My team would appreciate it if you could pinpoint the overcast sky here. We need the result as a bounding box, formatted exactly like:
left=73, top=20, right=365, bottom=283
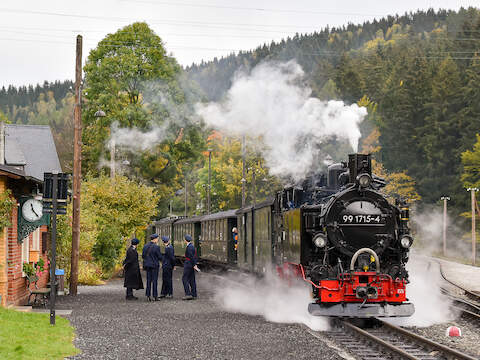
left=0, top=0, right=478, bottom=87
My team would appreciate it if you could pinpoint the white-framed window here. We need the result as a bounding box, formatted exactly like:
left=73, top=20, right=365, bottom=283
left=21, top=236, right=29, bottom=277
left=32, top=228, right=40, bottom=251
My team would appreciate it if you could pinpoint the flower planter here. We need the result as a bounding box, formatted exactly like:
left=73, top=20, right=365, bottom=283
left=29, top=250, right=40, bottom=263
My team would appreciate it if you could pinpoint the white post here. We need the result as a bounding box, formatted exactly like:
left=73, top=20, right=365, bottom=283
left=441, top=196, right=450, bottom=257
left=467, top=188, right=478, bottom=266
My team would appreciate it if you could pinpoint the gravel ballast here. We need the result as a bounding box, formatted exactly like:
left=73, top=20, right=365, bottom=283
left=406, top=318, right=480, bottom=358
left=57, top=268, right=343, bottom=360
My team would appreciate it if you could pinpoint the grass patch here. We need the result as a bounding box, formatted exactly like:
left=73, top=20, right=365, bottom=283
left=0, top=307, right=79, bottom=359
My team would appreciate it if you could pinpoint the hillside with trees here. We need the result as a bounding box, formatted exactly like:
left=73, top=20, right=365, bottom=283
left=1, top=8, right=479, bottom=215
left=187, top=7, right=480, bottom=213
left=1, top=9, right=479, bottom=279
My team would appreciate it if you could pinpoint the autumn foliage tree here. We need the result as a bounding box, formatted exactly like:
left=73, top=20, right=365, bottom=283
left=56, top=175, right=160, bottom=281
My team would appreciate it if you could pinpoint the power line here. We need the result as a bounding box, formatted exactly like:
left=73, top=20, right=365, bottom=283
left=119, top=0, right=386, bottom=17
left=0, top=7, right=339, bottom=31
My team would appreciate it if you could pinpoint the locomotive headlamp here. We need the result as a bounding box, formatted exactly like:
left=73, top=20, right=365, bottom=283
left=357, top=173, right=372, bottom=188
left=313, top=233, right=327, bottom=248
left=400, top=235, right=413, bottom=248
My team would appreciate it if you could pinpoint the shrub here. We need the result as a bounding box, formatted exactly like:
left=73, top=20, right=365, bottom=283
left=78, top=261, right=104, bottom=286
left=92, top=227, right=123, bottom=273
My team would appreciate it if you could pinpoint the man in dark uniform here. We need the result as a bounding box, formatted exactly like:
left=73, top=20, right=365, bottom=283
left=142, top=233, right=163, bottom=301
left=160, top=236, right=175, bottom=298
left=182, top=234, right=199, bottom=300
left=123, top=238, right=143, bottom=300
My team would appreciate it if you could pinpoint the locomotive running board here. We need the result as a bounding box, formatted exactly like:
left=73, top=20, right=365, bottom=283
left=308, top=302, right=415, bottom=318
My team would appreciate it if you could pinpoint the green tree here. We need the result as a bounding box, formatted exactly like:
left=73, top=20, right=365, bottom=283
left=419, top=56, right=464, bottom=203
left=82, top=22, right=183, bottom=174
left=461, top=134, right=480, bottom=189
left=195, top=134, right=281, bottom=212
left=57, top=175, right=160, bottom=279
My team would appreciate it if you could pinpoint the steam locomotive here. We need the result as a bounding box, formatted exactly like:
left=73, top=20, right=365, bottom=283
left=147, top=154, right=415, bottom=318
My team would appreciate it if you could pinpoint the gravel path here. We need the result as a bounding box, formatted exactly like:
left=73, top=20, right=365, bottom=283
left=57, top=268, right=343, bottom=360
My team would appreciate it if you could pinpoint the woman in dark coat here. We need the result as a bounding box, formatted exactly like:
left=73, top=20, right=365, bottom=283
left=123, top=238, right=144, bottom=300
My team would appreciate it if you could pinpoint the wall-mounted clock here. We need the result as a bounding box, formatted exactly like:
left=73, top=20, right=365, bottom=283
left=22, top=198, right=43, bottom=222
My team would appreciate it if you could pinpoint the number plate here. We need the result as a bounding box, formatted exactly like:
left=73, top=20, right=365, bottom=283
left=340, top=214, right=385, bottom=225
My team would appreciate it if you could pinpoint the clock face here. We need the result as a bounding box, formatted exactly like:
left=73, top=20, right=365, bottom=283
left=22, top=199, right=43, bottom=222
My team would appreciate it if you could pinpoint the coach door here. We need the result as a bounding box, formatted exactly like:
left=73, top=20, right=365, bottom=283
left=227, top=218, right=237, bottom=264
left=194, top=222, right=202, bottom=257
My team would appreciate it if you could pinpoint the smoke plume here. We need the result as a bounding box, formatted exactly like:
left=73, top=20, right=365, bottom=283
left=196, top=61, right=367, bottom=181
left=388, top=254, right=454, bottom=327
left=211, top=271, right=329, bottom=331
left=412, top=206, right=472, bottom=260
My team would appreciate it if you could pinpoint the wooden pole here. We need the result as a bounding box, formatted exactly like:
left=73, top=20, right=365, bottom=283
left=70, top=35, right=82, bottom=296
left=184, top=174, right=187, bottom=217
left=50, top=173, right=58, bottom=325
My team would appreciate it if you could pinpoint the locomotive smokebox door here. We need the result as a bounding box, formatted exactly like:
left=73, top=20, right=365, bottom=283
left=348, top=154, right=371, bottom=184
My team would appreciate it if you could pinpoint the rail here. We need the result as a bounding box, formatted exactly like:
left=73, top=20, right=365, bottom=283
left=332, top=318, right=478, bottom=360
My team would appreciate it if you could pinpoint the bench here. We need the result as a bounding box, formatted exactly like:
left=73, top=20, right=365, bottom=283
left=26, top=275, right=50, bottom=308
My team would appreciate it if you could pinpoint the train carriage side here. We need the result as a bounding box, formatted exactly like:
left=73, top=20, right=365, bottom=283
left=200, top=210, right=238, bottom=265
left=150, top=217, right=177, bottom=245
left=252, top=199, right=276, bottom=273
left=173, top=216, right=203, bottom=261
left=236, top=206, right=253, bottom=271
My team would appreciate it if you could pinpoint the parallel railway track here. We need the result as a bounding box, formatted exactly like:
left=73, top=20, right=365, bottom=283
left=322, top=318, right=478, bottom=360
left=438, top=261, right=480, bottom=322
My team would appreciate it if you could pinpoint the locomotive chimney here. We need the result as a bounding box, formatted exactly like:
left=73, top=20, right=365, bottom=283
left=348, top=153, right=371, bottom=184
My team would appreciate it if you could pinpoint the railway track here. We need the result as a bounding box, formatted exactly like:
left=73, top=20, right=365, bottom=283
left=322, top=318, right=478, bottom=360
left=437, top=261, right=480, bottom=322
left=438, top=261, right=480, bottom=303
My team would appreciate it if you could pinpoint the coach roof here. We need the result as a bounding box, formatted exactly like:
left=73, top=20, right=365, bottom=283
left=175, top=215, right=205, bottom=224
left=201, top=209, right=238, bottom=221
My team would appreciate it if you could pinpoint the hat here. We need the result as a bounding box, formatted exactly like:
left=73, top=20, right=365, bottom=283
left=131, top=238, right=140, bottom=245
left=161, top=236, right=169, bottom=243
left=150, top=233, right=159, bottom=240
left=232, top=227, right=238, bottom=232
left=184, top=234, right=192, bottom=242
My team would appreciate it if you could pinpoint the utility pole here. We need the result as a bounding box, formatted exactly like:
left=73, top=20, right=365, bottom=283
left=441, top=196, right=450, bottom=257
left=249, top=166, right=257, bottom=206
left=241, top=136, right=246, bottom=208
left=184, top=174, right=188, bottom=217
left=70, top=35, right=82, bottom=296
left=207, top=149, right=212, bottom=214
left=467, top=188, right=478, bottom=266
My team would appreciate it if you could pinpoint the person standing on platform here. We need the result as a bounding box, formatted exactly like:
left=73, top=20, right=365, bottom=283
left=142, top=234, right=163, bottom=301
left=182, top=234, right=199, bottom=300
left=160, top=236, right=175, bottom=298
left=232, top=228, right=238, bottom=250
left=123, top=238, right=143, bottom=300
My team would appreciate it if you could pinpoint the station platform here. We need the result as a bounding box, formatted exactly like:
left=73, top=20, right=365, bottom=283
left=435, top=258, right=480, bottom=294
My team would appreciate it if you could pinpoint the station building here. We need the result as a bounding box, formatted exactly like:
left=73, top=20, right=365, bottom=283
left=0, top=123, right=61, bottom=306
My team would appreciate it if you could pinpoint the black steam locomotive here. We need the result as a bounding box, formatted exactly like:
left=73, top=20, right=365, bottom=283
left=148, top=154, right=415, bottom=318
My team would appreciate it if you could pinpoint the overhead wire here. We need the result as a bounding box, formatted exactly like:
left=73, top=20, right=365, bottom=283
left=117, top=0, right=386, bottom=17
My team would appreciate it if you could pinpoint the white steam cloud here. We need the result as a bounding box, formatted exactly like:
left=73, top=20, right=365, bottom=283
left=196, top=61, right=367, bottom=181
left=388, top=254, right=454, bottom=327
left=211, top=272, right=329, bottom=331
left=110, top=121, right=167, bottom=151
left=412, top=206, right=472, bottom=260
